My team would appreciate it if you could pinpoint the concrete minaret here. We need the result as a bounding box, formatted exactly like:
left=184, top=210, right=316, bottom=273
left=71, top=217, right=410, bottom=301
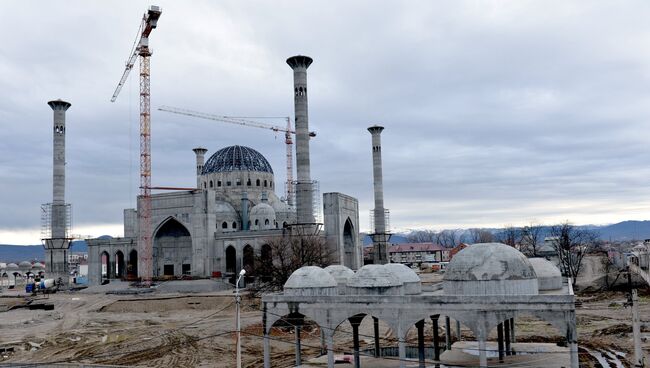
left=287, top=55, right=314, bottom=224
left=368, top=125, right=390, bottom=264
left=44, top=99, right=72, bottom=283
left=192, top=147, right=207, bottom=188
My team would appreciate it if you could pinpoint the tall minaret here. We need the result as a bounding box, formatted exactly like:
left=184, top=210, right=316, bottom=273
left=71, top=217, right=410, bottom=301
left=287, top=55, right=314, bottom=225
left=43, top=99, right=72, bottom=284
left=368, top=125, right=390, bottom=264
left=192, top=147, right=207, bottom=189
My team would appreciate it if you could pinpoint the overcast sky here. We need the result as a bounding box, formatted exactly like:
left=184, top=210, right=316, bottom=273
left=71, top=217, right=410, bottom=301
left=3, top=1, right=650, bottom=244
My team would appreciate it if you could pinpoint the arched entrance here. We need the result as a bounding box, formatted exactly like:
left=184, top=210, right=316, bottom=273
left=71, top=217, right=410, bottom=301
left=343, top=218, right=355, bottom=267
left=153, top=218, right=192, bottom=278
left=259, top=244, right=272, bottom=282
left=101, top=251, right=110, bottom=279
left=243, top=244, right=255, bottom=282
left=226, top=246, right=237, bottom=274
left=115, top=250, right=125, bottom=279
left=127, top=249, right=138, bottom=279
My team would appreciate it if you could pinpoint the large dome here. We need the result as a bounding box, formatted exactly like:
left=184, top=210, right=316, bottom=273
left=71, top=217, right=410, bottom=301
left=443, top=243, right=539, bottom=296
left=202, top=145, right=273, bottom=174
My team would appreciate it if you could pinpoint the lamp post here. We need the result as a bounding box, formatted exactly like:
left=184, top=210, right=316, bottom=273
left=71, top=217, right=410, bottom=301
left=236, top=269, right=246, bottom=368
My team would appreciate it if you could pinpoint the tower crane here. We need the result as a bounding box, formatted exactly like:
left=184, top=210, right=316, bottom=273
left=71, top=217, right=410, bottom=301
left=110, top=5, right=162, bottom=284
left=158, top=106, right=316, bottom=206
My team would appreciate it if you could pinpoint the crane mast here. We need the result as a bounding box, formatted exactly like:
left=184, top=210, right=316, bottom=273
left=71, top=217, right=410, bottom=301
left=111, top=6, right=161, bottom=285
left=158, top=106, right=316, bottom=206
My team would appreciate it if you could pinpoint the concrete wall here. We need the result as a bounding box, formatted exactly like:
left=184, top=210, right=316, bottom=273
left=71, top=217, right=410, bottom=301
left=323, top=192, right=361, bottom=270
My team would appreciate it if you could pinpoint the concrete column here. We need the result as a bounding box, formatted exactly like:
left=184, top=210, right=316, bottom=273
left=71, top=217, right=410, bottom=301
left=497, top=323, right=504, bottom=362
left=398, top=323, right=406, bottom=368
left=263, top=333, right=270, bottom=368
left=241, top=192, right=249, bottom=231
left=456, top=320, right=461, bottom=341
left=416, top=320, right=425, bottom=368
left=294, top=325, right=302, bottom=366
left=352, top=322, right=361, bottom=368
left=286, top=55, right=314, bottom=224
left=445, top=316, right=451, bottom=350
left=432, top=316, right=440, bottom=361
left=504, top=319, right=511, bottom=355
left=478, top=337, right=488, bottom=368
left=568, top=319, right=579, bottom=368
left=326, top=331, right=335, bottom=368
left=373, top=316, right=380, bottom=358
left=510, top=317, right=515, bottom=343
left=192, top=147, right=207, bottom=189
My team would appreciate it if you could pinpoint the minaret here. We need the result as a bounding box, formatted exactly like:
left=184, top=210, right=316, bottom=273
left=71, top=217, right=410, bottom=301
left=192, top=147, right=207, bottom=189
left=368, top=125, right=390, bottom=264
left=287, top=55, right=314, bottom=224
left=43, top=99, right=72, bottom=284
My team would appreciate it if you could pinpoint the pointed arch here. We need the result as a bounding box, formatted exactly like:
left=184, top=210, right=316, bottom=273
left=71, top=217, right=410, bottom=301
left=153, top=217, right=192, bottom=278
left=343, top=217, right=355, bottom=267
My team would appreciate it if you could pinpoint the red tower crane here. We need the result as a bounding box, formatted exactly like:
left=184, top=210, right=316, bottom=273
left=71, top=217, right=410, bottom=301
left=158, top=106, right=316, bottom=206
left=110, top=5, right=162, bottom=284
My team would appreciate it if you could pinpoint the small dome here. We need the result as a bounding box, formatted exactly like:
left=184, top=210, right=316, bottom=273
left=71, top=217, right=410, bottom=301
left=528, top=258, right=563, bottom=291
left=7, top=263, right=19, bottom=269
left=250, top=202, right=276, bottom=230
left=324, top=265, right=355, bottom=285
left=19, top=261, right=32, bottom=268
left=32, top=262, right=45, bottom=270
left=0, top=262, right=6, bottom=269
left=347, top=265, right=403, bottom=295
left=384, top=263, right=421, bottom=295
left=202, top=145, right=273, bottom=174
left=443, top=243, right=538, bottom=296
left=284, top=266, right=338, bottom=296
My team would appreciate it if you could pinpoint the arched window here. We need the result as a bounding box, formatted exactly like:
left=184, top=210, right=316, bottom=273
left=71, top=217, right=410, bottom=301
left=222, top=222, right=228, bottom=229
left=217, top=180, right=222, bottom=187
left=236, top=178, right=241, bottom=186
left=209, top=180, right=213, bottom=188
left=270, top=180, right=273, bottom=188
left=232, top=222, right=237, bottom=229
left=265, top=219, right=270, bottom=226
left=255, top=219, right=259, bottom=226
left=256, top=179, right=260, bottom=186
left=283, top=222, right=288, bottom=228
left=226, top=181, right=232, bottom=186
left=247, top=178, right=251, bottom=186
left=264, top=180, right=268, bottom=187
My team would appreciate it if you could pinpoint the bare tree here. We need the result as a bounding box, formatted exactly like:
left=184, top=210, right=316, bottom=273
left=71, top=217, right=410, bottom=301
left=496, top=225, right=520, bottom=247
left=520, top=222, right=544, bottom=257
left=406, top=229, right=438, bottom=243
left=437, top=229, right=462, bottom=248
left=549, top=221, right=599, bottom=286
left=466, top=228, right=495, bottom=243
left=253, top=234, right=335, bottom=293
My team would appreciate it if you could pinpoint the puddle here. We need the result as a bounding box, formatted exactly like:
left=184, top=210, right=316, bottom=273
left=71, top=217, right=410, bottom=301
left=583, top=347, right=626, bottom=368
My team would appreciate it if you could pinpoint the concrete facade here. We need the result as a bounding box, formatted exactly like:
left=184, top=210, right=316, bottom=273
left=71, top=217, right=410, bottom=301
left=323, top=192, right=362, bottom=269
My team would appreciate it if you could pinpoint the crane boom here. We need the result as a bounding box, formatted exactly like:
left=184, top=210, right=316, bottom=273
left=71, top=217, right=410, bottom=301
left=158, top=106, right=317, bottom=206
left=159, top=106, right=294, bottom=134
left=110, top=5, right=161, bottom=285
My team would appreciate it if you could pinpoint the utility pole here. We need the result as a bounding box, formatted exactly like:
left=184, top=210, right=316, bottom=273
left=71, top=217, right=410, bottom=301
left=627, top=268, right=646, bottom=367
left=236, top=269, right=246, bottom=368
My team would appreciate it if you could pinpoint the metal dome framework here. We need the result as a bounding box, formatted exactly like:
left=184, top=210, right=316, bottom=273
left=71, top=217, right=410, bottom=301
left=202, top=145, right=273, bottom=174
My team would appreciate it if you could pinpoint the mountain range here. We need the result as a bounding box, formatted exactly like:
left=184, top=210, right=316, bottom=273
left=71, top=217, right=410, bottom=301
left=2, top=220, right=650, bottom=262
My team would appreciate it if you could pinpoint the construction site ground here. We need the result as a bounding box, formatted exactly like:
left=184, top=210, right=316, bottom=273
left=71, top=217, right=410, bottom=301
left=0, top=282, right=648, bottom=367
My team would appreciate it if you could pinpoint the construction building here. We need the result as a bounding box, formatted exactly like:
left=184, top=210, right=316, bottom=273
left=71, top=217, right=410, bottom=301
left=86, top=55, right=362, bottom=284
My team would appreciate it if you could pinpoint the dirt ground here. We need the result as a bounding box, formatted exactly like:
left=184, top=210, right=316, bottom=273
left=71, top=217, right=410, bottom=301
left=0, top=285, right=648, bottom=367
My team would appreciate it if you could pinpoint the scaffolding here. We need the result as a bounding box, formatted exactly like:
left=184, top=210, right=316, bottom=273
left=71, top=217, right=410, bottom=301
left=40, top=203, right=72, bottom=239
left=289, top=180, right=322, bottom=223
left=369, top=208, right=390, bottom=234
